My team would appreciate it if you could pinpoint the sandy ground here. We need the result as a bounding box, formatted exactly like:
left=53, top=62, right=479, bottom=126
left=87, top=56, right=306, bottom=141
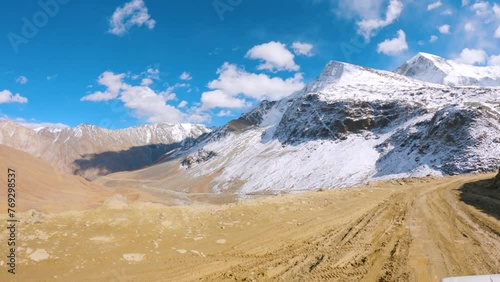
left=0, top=173, right=498, bottom=282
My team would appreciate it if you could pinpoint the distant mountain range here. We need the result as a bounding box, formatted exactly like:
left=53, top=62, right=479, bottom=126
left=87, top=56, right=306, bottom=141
left=1, top=53, right=499, bottom=194
left=0, top=121, right=210, bottom=180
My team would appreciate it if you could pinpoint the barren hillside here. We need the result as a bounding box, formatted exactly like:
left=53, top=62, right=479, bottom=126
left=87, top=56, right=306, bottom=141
left=1, top=173, right=498, bottom=281
left=0, top=145, right=173, bottom=213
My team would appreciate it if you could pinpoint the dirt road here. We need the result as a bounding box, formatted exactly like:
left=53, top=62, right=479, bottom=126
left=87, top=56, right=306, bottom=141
left=0, top=173, right=498, bottom=281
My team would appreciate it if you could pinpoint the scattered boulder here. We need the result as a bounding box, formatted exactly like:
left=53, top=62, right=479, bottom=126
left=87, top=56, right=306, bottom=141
left=122, top=253, right=145, bottom=262
left=29, top=249, right=49, bottom=262
left=90, top=236, right=114, bottom=243
left=103, top=194, right=128, bottom=209
left=158, top=212, right=167, bottom=220
left=181, top=149, right=217, bottom=169
left=216, top=239, right=227, bottom=244
left=24, top=210, right=43, bottom=225
left=161, top=220, right=173, bottom=228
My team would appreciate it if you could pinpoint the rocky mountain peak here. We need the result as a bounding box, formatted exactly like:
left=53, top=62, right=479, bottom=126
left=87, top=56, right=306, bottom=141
left=395, top=53, right=500, bottom=87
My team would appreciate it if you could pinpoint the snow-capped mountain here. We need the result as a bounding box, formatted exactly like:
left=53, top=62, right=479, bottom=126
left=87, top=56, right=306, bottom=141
left=99, top=55, right=500, bottom=194
left=395, top=52, right=500, bottom=87
left=0, top=121, right=210, bottom=179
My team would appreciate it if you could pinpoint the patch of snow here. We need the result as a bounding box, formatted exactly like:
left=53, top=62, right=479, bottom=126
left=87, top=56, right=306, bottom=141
left=170, top=55, right=499, bottom=194
left=396, top=52, right=500, bottom=87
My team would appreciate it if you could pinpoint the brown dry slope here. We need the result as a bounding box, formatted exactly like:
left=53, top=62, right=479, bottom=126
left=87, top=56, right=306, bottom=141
left=0, top=173, right=498, bottom=281
left=0, top=144, right=107, bottom=212
left=0, top=145, right=173, bottom=213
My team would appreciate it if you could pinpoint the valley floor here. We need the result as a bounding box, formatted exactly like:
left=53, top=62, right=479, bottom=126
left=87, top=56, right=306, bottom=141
left=0, top=173, right=499, bottom=281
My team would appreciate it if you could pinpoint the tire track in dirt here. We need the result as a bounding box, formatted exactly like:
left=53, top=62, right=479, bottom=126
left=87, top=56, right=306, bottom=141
left=3, top=174, right=498, bottom=282
left=407, top=177, right=500, bottom=281
left=201, top=192, right=413, bottom=282
left=199, top=175, right=499, bottom=282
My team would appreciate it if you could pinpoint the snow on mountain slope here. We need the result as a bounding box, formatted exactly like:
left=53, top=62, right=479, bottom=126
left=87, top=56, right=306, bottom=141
left=0, top=121, right=211, bottom=180
left=375, top=105, right=500, bottom=178
left=308, top=60, right=426, bottom=92
left=98, top=57, right=499, bottom=194
left=395, top=52, right=500, bottom=87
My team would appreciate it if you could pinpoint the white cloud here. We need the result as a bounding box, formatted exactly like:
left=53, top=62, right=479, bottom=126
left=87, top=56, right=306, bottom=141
left=209, top=48, right=221, bottom=56
left=216, top=110, right=233, bottom=117
left=292, top=42, right=314, bottom=56
left=438, top=24, right=451, bottom=34
left=187, top=114, right=211, bottom=123
left=453, top=6, right=497, bottom=50
left=441, top=9, right=453, bottom=15
left=377, top=30, right=408, bottom=56
left=141, top=78, right=153, bottom=86
left=16, top=76, right=28, bottom=85
left=464, top=23, right=475, bottom=32
left=47, top=74, right=58, bottom=80
left=109, top=0, right=156, bottom=36
left=204, top=62, right=304, bottom=104
left=246, top=41, right=299, bottom=72
left=201, top=90, right=248, bottom=109
left=338, top=0, right=385, bottom=21
left=145, top=68, right=160, bottom=80
left=462, top=0, right=469, bottom=6
left=489, top=54, right=500, bottom=65
left=119, top=85, right=184, bottom=123
left=179, top=72, right=192, bottom=81
left=178, top=100, right=188, bottom=108
left=173, top=83, right=189, bottom=88
left=430, top=35, right=438, bottom=43
left=81, top=71, right=126, bottom=101
left=356, top=0, right=403, bottom=39
left=427, top=1, right=442, bottom=11
left=495, top=26, right=500, bottom=38
left=81, top=71, right=186, bottom=123
left=455, top=48, right=488, bottom=65
left=159, top=88, right=177, bottom=102
left=100, top=71, right=126, bottom=93
left=0, top=90, right=28, bottom=104
left=470, top=1, right=489, bottom=16
left=494, top=3, right=500, bottom=18
left=80, top=91, right=118, bottom=102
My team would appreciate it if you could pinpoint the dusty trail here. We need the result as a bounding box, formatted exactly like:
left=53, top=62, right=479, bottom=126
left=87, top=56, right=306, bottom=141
left=0, top=174, right=498, bottom=281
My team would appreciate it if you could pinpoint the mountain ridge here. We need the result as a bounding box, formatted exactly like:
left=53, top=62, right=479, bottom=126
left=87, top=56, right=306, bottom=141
left=0, top=120, right=211, bottom=180
left=1, top=52, right=498, bottom=193
left=98, top=52, right=499, bottom=194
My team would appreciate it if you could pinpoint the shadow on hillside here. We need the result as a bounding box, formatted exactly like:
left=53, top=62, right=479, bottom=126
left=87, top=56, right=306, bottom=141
left=459, top=178, right=500, bottom=221
left=73, top=141, right=189, bottom=180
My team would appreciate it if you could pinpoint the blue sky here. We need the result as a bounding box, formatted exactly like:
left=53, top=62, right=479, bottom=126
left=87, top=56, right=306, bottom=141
left=1, top=0, right=499, bottom=129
